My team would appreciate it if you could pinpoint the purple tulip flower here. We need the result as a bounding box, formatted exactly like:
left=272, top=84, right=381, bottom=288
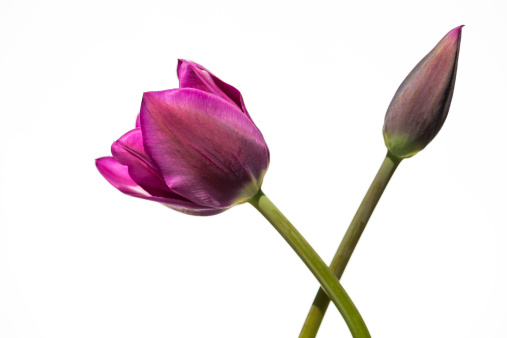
left=383, top=25, right=463, bottom=159
left=96, top=60, right=270, bottom=215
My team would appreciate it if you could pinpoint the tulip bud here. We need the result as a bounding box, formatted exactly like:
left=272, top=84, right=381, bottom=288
left=97, top=61, right=269, bottom=215
left=382, top=25, right=463, bottom=159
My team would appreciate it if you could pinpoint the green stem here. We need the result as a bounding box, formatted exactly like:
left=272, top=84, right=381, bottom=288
left=299, top=151, right=402, bottom=338
left=250, top=190, right=370, bottom=338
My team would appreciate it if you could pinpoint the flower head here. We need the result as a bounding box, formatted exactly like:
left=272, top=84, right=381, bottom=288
left=96, top=60, right=269, bottom=215
left=383, top=25, right=463, bottom=159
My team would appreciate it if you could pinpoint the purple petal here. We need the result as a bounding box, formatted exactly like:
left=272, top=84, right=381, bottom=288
left=177, top=59, right=252, bottom=119
left=135, top=113, right=141, bottom=128
left=140, top=88, right=269, bottom=208
left=96, top=157, right=225, bottom=216
left=383, top=25, right=463, bottom=158
left=161, top=203, right=228, bottom=216
left=96, top=156, right=152, bottom=197
left=112, top=128, right=175, bottom=198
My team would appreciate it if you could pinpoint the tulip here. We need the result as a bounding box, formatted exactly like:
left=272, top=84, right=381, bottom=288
left=383, top=25, right=463, bottom=159
left=96, top=61, right=371, bottom=337
left=300, top=26, right=465, bottom=338
left=96, top=60, right=270, bottom=215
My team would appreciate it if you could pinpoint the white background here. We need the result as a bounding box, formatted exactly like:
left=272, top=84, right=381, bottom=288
left=1, top=0, right=506, bottom=337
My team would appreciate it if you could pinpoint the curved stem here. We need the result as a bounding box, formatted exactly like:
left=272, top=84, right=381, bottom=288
left=299, top=151, right=402, bottom=338
left=250, top=190, right=370, bottom=338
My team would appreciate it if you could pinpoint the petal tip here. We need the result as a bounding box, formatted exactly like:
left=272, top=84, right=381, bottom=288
left=95, top=156, right=110, bottom=169
left=177, top=59, right=196, bottom=71
left=449, top=25, right=464, bottom=38
left=141, top=90, right=161, bottom=104
left=177, top=59, right=185, bottom=71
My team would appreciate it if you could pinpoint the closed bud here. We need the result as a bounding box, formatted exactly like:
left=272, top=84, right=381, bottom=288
left=383, top=25, right=463, bottom=159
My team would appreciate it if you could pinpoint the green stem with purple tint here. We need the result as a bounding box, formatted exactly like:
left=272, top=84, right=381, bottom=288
left=250, top=190, right=371, bottom=338
left=299, top=151, right=402, bottom=338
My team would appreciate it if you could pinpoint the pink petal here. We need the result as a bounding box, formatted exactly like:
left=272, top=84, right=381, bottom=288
left=177, top=59, right=252, bottom=119
left=96, top=157, right=225, bottom=216
left=135, top=113, right=141, bottom=128
left=112, top=128, right=175, bottom=198
left=140, top=88, right=269, bottom=208
left=96, top=156, right=152, bottom=197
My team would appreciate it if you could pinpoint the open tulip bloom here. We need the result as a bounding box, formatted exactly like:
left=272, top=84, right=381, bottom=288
left=97, top=60, right=269, bottom=215
left=97, top=59, right=370, bottom=337
left=97, top=26, right=463, bottom=338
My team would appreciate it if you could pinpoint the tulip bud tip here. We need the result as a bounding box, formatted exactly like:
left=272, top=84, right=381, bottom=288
left=454, top=25, right=465, bottom=33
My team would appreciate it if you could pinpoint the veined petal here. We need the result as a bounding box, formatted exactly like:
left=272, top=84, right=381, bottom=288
left=383, top=25, right=463, bottom=158
left=177, top=59, right=252, bottom=119
left=96, top=157, right=225, bottom=216
left=96, top=156, right=152, bottom=197
left=111, top=128, right=174, bottom=198
left=140, top=88, right=269, bottom=208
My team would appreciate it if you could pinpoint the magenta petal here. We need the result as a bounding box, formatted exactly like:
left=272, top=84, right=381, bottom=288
left=177, top=59, right=252, bottom=119
left=96, top=156, right=152, bottom=197
left=96, top=157, right=225, bottom=216
left=135, top=113, right=141, bottom=128
left=112, top=128, right=174, bottom=198
left=141, top=88, right=269, bottom=208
